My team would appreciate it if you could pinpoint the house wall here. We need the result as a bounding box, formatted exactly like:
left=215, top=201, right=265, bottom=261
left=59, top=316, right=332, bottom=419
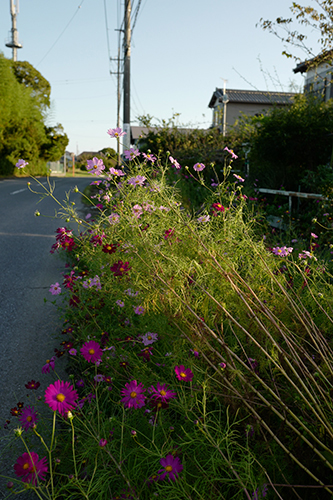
left=213, top=102, right=283, bottom=128
left=304, top=63, right=333, bottom=101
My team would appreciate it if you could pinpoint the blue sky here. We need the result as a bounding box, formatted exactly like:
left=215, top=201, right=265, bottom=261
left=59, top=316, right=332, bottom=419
left=0, top=0, right=319, bottom=154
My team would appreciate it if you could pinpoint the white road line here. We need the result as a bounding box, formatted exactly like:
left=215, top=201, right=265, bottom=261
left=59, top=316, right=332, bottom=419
left=10, top=188, right=27, bottom=195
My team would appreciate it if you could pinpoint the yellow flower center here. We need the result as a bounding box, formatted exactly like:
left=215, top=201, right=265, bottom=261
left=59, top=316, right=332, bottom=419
left=27, top=416, right=32, bottom=422
left=160, top=390, right=166, bottom=396
left=46, top=359, right=50, bottom=363
left=157, top=403, right=162, bottom=409
left=130, top=391, right=137, bottom=398
left=165, top=465, right=173, bottom=472
left=56, top=393, right=65, bottom=402
left=180, top=372, right=186, bottom=378
left=120, top=268, right=124, bottom=272
left=148, top=335, right=152, bottom=340
left=23, top=463, right=29, bottom=470
left=89, top=349, right=95, bottom=355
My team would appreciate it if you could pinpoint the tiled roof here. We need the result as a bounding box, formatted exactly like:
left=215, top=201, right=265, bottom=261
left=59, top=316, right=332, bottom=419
left=208, top=88, right=298, bottom=108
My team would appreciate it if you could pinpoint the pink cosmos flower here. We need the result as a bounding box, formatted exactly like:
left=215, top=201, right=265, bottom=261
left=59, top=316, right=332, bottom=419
left=80, top=340, right=103, bottom=363
left=134, top=305, right=145, bottom=315
left=272, top=246, right=293, bottom=257
left=193, top=163, right=205, bottom=172
left=311, top=233, right=318, bottom=238
left=107, top=127, right=126, bottom=138
left=14, top=452, right=48, bottom=485
left=299, top=250, right=317, bottom=261
left=45, top=380, right=78, bottom=416
left=121, top=380, right=146, bottom=409
left=109, top=166, right=125, bottom=177
left=128, top=175, right=146, bottom=187
left=86, top=157, right=105, bottom=175
left=116, top=299, right=125, bottom=307
left=49, top=282, right=61, bottom=295
left=109, top=213, right=120, bottom=224
left=233, top=174, right=244, bottom=182
left=42, top=357, right=56, bottom=374
left=224, top=147, right=238, bottom=159
left=15, top=159, right=29, bottom=169
left=158, top=454, right=183, bottom=482
left=197, top=215, right=210, bottom=223
left=148, top=383, right=176, bottom=404
left=19, top=406, right=38, bottom=431
left=132, top=204, right=143, bottom=218
left=124, top=148, right=140, bottom=160
left=169, top=156, right=181, bottom=169
left=69, top=348, right=77, bottom=356
left=142, top=152, right=156, bottom=163
left=141, top=332, right=158, bottom=346
left=175, top=365, right=194, bottom=382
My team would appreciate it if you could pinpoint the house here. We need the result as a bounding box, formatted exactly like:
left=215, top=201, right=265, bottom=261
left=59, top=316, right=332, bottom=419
left=208, top=88, right=298, bottom=131
left=293, top=51, right=333, bottom=101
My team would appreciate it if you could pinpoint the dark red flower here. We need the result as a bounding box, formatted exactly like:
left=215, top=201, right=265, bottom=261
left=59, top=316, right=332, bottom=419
left=164, top=229, right=175, bottom=240
left=17, top=402, right=24, bottom=409
left=54, top=348, right=66, bottom=358
left=110, top=260, right=131, bottom=277
left=69, top=294, right=80, bottom=307
left=60, top=341, right=73, bottom=350
left=25, top=380, right=40, bottom=390
left=102, top=243, right=118, bottom=254
left=138, top=347, right=153, bottom=362
left=10, top=407, right=22, bottom=417
left=63, top=271, right=77, bottom=291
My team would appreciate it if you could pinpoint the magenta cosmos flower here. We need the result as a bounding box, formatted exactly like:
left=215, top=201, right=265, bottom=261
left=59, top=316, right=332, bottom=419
left=49, top=282, right=61, bottom=295
left=80, top=340, right=103, bottom=363
left=45, top=380, right=78, bottom=416
left=86, top=157, right=105, bottom=175
left=42, top=356, right=56, bottom=374
left=19, top=406, right=38, bottom=431
left=149, top=383, right=177, bottom=404
left=121, top=380, right=146, bottom=409
left=175, top=365, right=194, bottom=382
left=142, top=152, right=156, bottom=163
left=158, top=454, right=183, bottom=482
left=14, top=452, right=48, bottom=485
left=193, top=163, right=205, bottom=172
left=107, top=127, right=126, bottom=138
left=15, top=159, right=29, bottom=169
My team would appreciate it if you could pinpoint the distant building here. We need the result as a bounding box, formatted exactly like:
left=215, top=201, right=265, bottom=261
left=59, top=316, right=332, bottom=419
left=293, top=51, right=333, bottom=101
left=208, top=88, right=298, bottom=131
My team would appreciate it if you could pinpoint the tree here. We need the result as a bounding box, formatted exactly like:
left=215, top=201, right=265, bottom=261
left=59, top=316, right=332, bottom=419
left=258, top=1, right=333, bottom=67
left=11, top=60, right=51, bottom=108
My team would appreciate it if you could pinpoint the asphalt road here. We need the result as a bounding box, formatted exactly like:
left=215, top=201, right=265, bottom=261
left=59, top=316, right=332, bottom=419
left=0, top=176, right=91, bottom=497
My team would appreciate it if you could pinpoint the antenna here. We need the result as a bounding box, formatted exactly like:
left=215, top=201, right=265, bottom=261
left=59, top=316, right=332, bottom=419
left=6, top=0, right=23, bottom=61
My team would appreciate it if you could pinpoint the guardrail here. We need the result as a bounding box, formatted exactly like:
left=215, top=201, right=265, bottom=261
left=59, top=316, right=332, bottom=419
left=257, top=188, right=327, bottom=213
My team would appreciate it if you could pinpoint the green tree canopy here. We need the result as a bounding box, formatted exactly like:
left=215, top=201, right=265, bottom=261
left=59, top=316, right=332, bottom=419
left=11, top=60, right=51, bottom=108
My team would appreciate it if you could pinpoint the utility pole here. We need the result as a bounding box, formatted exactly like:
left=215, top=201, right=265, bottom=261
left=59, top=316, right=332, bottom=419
left=111, top=29, right=124, bottom=166
left=123, top=0, right=131, bottom=152
left=6, top=0, right=23, bottom=61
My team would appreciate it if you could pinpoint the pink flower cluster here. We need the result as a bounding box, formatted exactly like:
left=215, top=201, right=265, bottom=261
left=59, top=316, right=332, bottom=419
left=272, top=246, right=293, bottom=257
left=51, top=227, right=76, bottom=254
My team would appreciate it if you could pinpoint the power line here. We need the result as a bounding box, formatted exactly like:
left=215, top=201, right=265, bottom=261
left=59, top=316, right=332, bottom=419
left=131, top=0, right=142, bottom=34
left=36, top=0, right=85, bottom=67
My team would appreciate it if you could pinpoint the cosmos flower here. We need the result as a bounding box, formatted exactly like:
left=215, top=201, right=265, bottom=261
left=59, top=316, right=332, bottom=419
left=44, top=380, right=78, bottom=416
left=121, top=380, right=146, bottom=409
left=25, top=380, right=40, bottom=390
left=134, top=305, right=145, bottom=315
left=141, top=332, right=158, bottom=346
left=108, top=213, right=120, bottom=224
left=110, top=260, right=131, bottom=277
left=212, top=202, right=225, bottom=213
left=142, top=152, right=156, bottom=163
left=148, top=383, right=176, bottom=404
left=272, top=246, right=293, bottom=257
left=109, top=167, right=125, bottom=176
left=193, top=163, right=205, bottom=172
left=174, top=365, right=194, bottom=382
left=14, top=452, right=48, bottom=485
left=158, top=454, right=183, bottom=482
left=233, top=174, right=244, bottom=182
left=128, top=175, right=146, bottom=187
left=197, top=215, right=210, bottom=223
left=116, top=299, right=125, bottom=307
left=42, top=357, right=56, bottom=374
left=19, top=406, right=38, bottom=431
left=80, top=340, right=103, bottom=364
left=15, top=159, right=29, bottom=169
left=107, top=127, right=126, bottom=138
left=224, top=147, right=238, bottom=159
left=49, top=283, right=61, bottom=295
left=124, top=148, right=140, bottom=160
left=86, top=157, right=105, bottom=175
left=169, top=156, right=181, bottom=169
